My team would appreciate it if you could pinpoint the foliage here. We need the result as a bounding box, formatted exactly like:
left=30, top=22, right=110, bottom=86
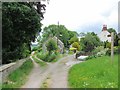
left=92, top=46, right=108, bottom=56
left=2, top=2, right=46, bottom=64
left=42, top=24, right=78, bottom=48
left=72, top=42, right=80, bottom=51
left=69, top=36, right=79, bottom=45
left=107, top=28, right=119, bottom=46
left=68, top=55, right=118, bottom=88
left=32, top=56, right=46, bottom=67
left=80, top=33, right=101, bottom=52
left=106, top=47, right=118, bottom=56
left=46, top=39, right=58, bottom=53
left=32, top=47, right=39, bottom=51
left=36, top=51, right=62, bottom=62
left=37, top=51, right=49, bottom=62
left=92, top=46, right=104, bottom=54
left=68, top=51, right=74, bottom=54
left=107, top=28, right=117, bottom=34
left=114, top=46, right=118, bottom=55
left=106, top=42, right=111, bottom=49
left=2, top=59, right=33, bottom=88
left=106, top=49, right=111, bottom=56
left=47, top=53, right=57, bottom=62
left=68, top=31, right=78, bottom=39
left=69, top=47, right=77, bottom=51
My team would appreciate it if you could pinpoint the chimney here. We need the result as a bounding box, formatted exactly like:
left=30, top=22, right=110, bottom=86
left=102, top=25, right=107, bottom=31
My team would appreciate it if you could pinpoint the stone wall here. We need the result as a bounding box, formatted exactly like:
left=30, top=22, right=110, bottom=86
left=0, top=58, right=29, bottom=83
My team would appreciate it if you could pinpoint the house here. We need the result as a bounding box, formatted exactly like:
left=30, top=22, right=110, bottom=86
left=97, top=25, right=111, bottom=42
left=52, top=36, right=64, bottom=53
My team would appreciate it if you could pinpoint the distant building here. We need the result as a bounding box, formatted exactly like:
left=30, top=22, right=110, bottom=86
left=42, top=36, right=64, bottom=53
left=97, top=25, right=111, bottom=42
left=52, top=36, right=64, bottom=53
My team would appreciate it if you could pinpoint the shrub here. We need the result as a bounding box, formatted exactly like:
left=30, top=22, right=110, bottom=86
left=46, top=39, right=58, bottom=53
left=32, top=47, right=38, bottom=51
left=37, top=51, right=49, bottom=61
left=80, top=33, right=101, bottom=52
left=92, top=46, right=104, bottom=54
left=106, top=49, right=111, bottom=56
left=72, top=42, right=80, bottom=51
left=48, top=53, right=57, bottom=62
left=106, top=47, right=118, bottom=56
left=106, top=42, right=111, bottom=49
left=114, top=46, right=118, bottom=55
left=68, top=51, right=74, bottom=54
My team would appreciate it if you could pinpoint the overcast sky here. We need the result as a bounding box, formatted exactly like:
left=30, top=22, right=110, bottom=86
left=42, top=0, right=119, bottom=34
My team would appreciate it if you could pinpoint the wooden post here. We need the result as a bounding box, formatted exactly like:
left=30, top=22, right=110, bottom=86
left=111, top=32, right=114, bottom=64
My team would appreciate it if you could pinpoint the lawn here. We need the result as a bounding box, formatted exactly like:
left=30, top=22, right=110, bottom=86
left=2, top=59, right=33, bottom=89
left=68, top=55, right=118, bottom=88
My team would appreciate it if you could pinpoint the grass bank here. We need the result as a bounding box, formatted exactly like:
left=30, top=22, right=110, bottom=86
left=36, top=51, right=67, bottom=63
left=32, top=56, right=47, bottom=67
left=2, top=59, right=33, bottom=89
left=68, top=55, right=118, bottom=88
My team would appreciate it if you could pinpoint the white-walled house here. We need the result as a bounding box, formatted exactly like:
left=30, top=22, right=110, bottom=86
left=97, top=25, right=111, bottom=42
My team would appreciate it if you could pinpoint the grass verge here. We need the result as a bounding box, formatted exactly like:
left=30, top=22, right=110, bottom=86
left=68, top=55, right=118, bottom=88
left=2, top=59, right=33, bottom=89
left=32, top=56, right=47, bottom=67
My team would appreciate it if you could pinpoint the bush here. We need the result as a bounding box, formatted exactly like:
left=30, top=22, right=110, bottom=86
left=106, top=49, right=111, bottom=56
left=86, top=55, right=96, bottom=60
left=106, top=42, right=111, bottom=49
left=72, top=42, right=80, bottom=51
left=92, top=46, right=104, bottom=54
left=37, top=51, right=49, bottom=62
left=46, top=39, right=58, bottom=53
left=114, top=46, right=118, bottom=55
left=106, top=47, right=118, bottom=56
left=48, top=53, right=57, bottom=62
left=68, top=51, right=74, bottom=54
left=80, top=33, right=101, bottom=52
left=32, top=47, right=38, bottom=51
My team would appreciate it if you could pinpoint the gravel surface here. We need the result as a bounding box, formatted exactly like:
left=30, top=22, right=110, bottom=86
left=21, top=55, right=83, bottom=88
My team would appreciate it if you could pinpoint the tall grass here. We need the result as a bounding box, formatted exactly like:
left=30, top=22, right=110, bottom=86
left=2, top=59, right=33, bottom=88
left=32, top=56, right=47, bottom=67
left=68, top=55, right=118, bottom=88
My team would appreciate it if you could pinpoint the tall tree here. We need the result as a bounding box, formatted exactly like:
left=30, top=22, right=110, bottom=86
left=107, top=28, right=119, bottom=46
left=2, top=1, right=47, bottom=64
left=42, top=24, right=78, bottom=48
left=80, top=32, right=101, bottom=52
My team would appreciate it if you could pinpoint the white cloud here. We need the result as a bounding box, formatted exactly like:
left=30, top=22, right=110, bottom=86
left=42, top=0, right=119, bottom=33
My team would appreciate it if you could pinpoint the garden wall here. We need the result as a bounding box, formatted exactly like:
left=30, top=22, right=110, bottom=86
left=0, top=58, right=29, bottom=83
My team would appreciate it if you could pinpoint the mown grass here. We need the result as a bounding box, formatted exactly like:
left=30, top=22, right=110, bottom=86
left=2, top=59, right=33, bottom=89
left=32, top=56, right=47, bottom=67
left=68, top=55, right=118, bottom=88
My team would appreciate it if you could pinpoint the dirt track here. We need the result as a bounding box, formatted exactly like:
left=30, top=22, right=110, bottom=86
left=21, top=55, right=82, bottom=88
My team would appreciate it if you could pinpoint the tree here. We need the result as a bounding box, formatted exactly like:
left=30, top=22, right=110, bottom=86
left=42, top=24, right=78, bottom=48
left=46, top=39, right=58, bottom=54
left=107, top=28, right=119, bottom=46
left=2, top=2, right=47, bottom=64
left=69, top=36, right=79, bottom=45
left=72, top=42, right=80, bottom=51
left=80, top=33, right=101, bottom=52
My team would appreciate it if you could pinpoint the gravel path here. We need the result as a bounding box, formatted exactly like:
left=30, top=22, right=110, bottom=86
left=21, top=55, right=83, bottom=88
left=21, top=56, right=48, bottom=88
